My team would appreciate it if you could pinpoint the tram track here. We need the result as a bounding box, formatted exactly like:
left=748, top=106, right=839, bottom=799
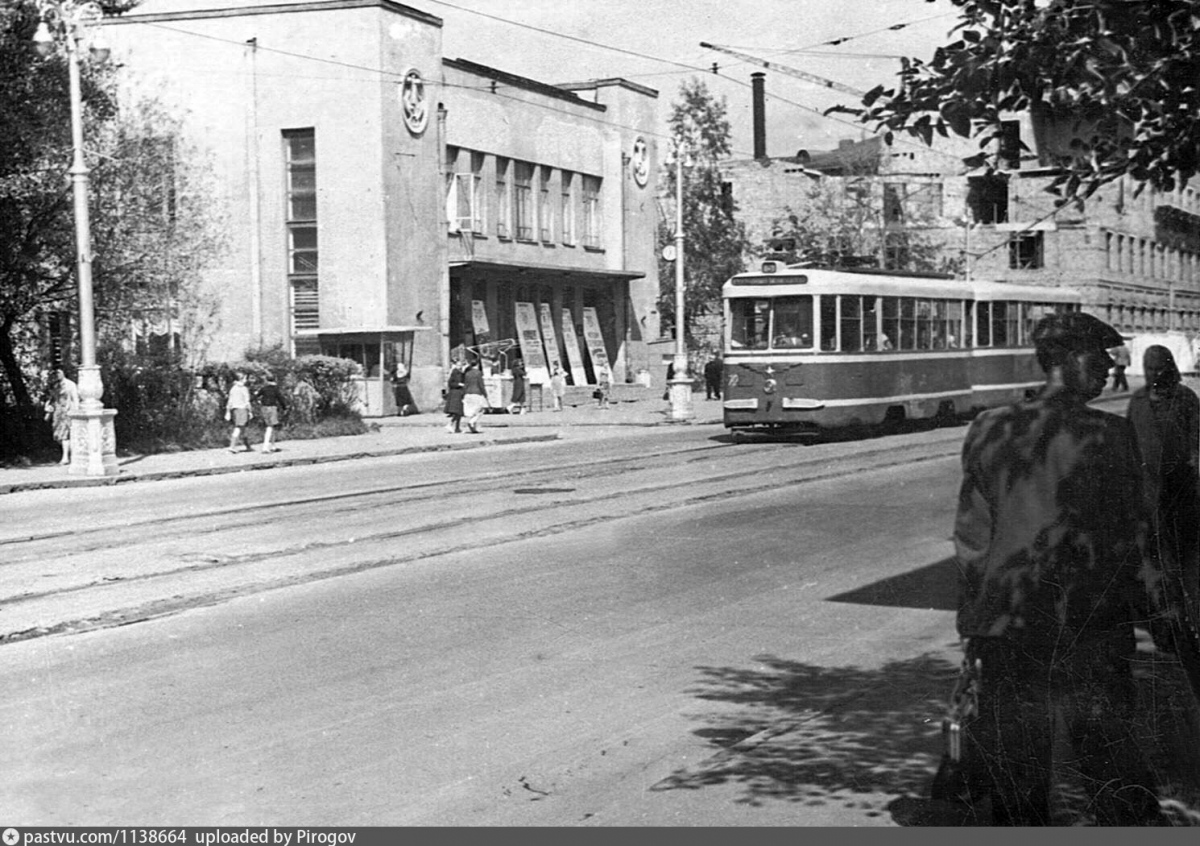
left=0, top=431, right=964, bottom=644
left=0, top=428, right=963, bottom=551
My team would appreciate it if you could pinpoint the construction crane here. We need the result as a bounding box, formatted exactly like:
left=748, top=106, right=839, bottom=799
left=699, top=42, right=866, bottom=99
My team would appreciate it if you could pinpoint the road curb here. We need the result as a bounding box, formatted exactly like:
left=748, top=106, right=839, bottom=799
left=0, top=433, right=560, bottom=495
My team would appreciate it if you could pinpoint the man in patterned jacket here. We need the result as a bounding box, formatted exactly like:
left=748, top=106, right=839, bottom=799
left=952, top=311, right=1176, bottom=825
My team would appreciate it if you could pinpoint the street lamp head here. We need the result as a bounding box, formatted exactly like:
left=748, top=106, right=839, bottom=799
left=89, top=33, right=110, bottom=63
left=33, top=19, right=56, bottom=57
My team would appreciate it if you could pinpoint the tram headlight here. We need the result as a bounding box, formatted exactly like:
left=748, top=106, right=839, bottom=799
left=762, top=378, right=777, bottom=395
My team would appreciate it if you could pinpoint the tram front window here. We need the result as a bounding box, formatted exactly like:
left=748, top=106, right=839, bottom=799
left=771, top=296, right=813, bottom=348
left=729, top=298, right=771, bottom=349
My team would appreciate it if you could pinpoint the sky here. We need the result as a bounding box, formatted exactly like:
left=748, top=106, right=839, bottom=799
left=429, top=0, right=966, bottom=159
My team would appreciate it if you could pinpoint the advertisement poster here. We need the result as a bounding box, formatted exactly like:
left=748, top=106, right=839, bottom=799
left=514, top=302, right=550, bottom=385
left=581, top=307, right=610, bottom=381
left=470, top=299, right=490, bottom=345
left=538, top=302, right=564, bottom=377
left=560, top=308, right=588, bottom=386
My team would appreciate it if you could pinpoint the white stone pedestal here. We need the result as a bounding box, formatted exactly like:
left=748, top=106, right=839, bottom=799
left=68, top=365, right=118, bottom=476
left=668, top=377, right=695, bottom=423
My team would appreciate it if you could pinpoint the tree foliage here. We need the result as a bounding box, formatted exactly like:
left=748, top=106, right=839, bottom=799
left=0, top=0, right=224, bottom=419
left=764, top=178, right=965, bottom=278
left=657, top=78, right=751, bottom=344
left=835, top=0, right=1200, bottom=200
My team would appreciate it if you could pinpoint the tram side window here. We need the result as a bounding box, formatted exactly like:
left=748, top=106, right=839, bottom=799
left=1026, top=302, right=1052, bottom=341
left=916, top=299, right=934, bottom=349
left=932, top=300, right=948, bottom=348
left=820, top=295, right=838, bottom=350
left=881, top=297, right=899, bottom=350
left=900, top=297, right=916, bottom=350
left=990, top=302, right=1009, bottom=346
left=772, top=296, right=814, bottom=348
left=841, top=295, right=862, bottom=352
left=1008, top=302, right=1023, bottom=346
left=730, top=298, right=770, bottom=349
left=964, top=301, right=975, bottom=347
left=863, top=296, right=880, bottom=350
left=947, top=301, right=963, bottom=347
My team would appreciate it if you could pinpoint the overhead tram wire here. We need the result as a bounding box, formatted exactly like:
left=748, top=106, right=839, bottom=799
left=132, top=14, right=973, bottom=166
left=119, top=21, right=798, bottom=159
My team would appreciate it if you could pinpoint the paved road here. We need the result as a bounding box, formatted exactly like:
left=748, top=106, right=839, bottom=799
left=3, top=408, right=1196, bottom=826
left=1, top=424, right=966, bottom=826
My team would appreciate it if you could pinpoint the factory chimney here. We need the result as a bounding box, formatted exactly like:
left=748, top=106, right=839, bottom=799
left=752, top=72, right=766, bottom=160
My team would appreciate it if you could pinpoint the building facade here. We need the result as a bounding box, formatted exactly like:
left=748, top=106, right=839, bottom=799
left=720, top=80, right=1200, bottom=373
left=104, top=0, right=660, bottom=412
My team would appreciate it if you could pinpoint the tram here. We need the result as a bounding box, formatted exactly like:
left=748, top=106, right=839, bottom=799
left=721, top=262, right=1081, bottom=436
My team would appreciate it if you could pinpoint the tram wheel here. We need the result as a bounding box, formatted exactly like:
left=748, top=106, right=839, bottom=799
left=934, top=401, right=958, bottom=427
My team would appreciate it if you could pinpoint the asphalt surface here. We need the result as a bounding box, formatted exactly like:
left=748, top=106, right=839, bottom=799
left=0, top=385, right=723, bottom=495
left=6, top=376, right=1198, bottom=826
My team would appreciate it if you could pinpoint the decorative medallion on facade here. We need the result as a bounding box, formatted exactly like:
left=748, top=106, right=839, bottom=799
left=631, top=136, right=650, bottom=187
left=401, top=68, right=429, bottom=135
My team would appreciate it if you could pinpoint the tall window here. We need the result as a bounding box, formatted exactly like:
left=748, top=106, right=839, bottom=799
left=999, top=120, right=1021, bottom=170
left=967, top=174, right=1009, bottom=224
left=883, top=183, right=906, bottom=224
left=495, top=156, right=511, bottom=238
left=561, top=171, right=576, bottom=245
left=449, top=150, right=485, bottom=233
left=285, top=129, right=318, bottom=352
left=539, top=167, right=553, bottom=242
left=514, top=161, right=534, bottom=240
left=582, top=174, right=602, bottom=248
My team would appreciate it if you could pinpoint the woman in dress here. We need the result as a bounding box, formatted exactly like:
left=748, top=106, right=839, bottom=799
left=549, top=365, right=567, bottom=412
left=45, top=368, right=79, bottom=465
left=462, top=359, right=489, bottom=433
left=508, top=358, right=527, bottom=414
left=444, top=361, right=466, bottom=433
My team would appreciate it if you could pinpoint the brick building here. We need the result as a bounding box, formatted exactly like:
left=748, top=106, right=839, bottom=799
left=719, top=77, right=1200, bottom=372
left=103, top=0, right=661, bottom=412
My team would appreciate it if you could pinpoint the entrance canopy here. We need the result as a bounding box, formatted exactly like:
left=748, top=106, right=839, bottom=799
left=311, top=325, right=432, bottom=378
left=449, top=260, right=644, bottom=283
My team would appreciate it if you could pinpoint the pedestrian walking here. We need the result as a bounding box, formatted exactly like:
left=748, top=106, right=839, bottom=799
left=444, top=360, right=466, bottom=433
left=549, top=364, right=567, bottom=412
left=225, top=371, right=253, bottom=453
left=704, top=355, right=723, bottom=400
left=1128, top=345, right=1200, bottom=613
left=948, top=311, right=1175, bottom=826
left=462, top=358, right=488, bottom=433
left=44, top=367, right=79, bottom=465
left=594, top=362, right=612, bottom=408
left=255, top=373, right=287, bottom=453
left=1110, top=343, right=1131, bottom=392
left=391, top=361, right=418, bottom=416
left=509, top=358, right=527, bottom=414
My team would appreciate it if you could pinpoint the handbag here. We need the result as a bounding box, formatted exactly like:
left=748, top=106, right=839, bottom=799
left=592, top=389, right=603, bottom=400
left=929, top=654, right=982, bottom=804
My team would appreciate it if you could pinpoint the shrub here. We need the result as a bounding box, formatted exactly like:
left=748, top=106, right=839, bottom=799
left=87, top=347, right=365, bottom=456
left=292, top=355, right=362, bottom=418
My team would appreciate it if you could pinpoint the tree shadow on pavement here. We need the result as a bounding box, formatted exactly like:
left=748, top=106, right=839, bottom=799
left=651, top=652, right=977, bottom=824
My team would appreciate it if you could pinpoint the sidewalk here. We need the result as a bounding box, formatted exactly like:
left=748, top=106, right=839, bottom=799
left=0, top=388, right=725, bottom=495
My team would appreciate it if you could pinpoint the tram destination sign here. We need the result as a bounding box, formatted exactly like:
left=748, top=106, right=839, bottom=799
left=731, top=274, right=809, bottom=286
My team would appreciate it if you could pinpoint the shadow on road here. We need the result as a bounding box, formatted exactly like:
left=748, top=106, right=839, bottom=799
left=651, top=652, right=963, bottom=823
left=825, top=556, right=959, bottom=612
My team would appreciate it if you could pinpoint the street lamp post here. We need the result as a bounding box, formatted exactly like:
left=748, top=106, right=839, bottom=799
left=34, top=0, right=118, bottom=476
left=668, top=130, right=694, bottom=422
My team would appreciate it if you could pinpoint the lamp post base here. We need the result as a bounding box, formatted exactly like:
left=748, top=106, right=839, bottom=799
left=668, top=377, right=695, bottom=423
left=68, top=406, right=119, bottom=476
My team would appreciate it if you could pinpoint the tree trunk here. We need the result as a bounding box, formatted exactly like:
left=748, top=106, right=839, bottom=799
left=0, top=314, right=40, bottom=459
left=0, top=315, right=33, bottom=410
